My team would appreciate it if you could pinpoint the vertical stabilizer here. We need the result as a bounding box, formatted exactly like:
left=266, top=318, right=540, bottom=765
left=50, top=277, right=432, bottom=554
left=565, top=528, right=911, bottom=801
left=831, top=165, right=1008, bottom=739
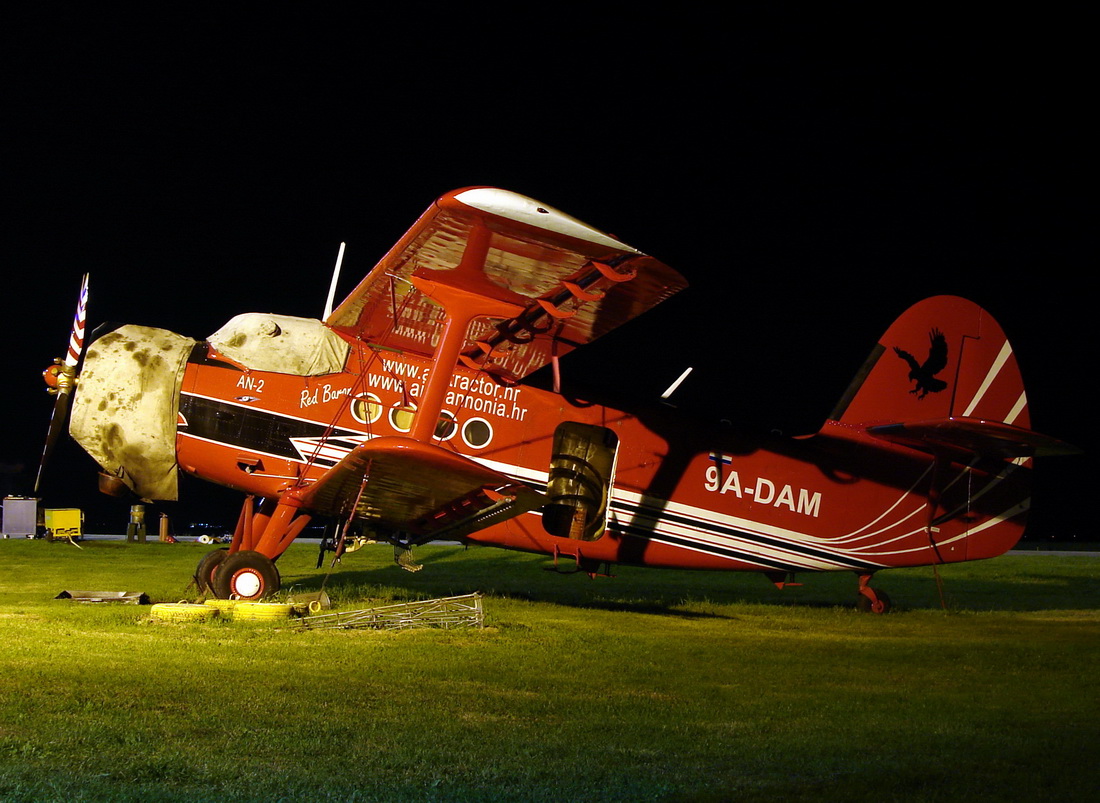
left=830, top=296, right=1029, bottom=431
left=825, top=296, right=1078, bottom=562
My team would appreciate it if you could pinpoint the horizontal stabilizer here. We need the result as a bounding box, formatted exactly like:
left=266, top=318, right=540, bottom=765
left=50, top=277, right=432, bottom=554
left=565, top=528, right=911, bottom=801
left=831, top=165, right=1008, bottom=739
left=867, top=418, right=1081, bottom=460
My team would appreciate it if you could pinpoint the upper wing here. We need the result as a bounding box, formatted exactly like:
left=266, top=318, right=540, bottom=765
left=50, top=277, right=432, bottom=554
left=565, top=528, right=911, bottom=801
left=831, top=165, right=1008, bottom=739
left=326, top=187, right=688, bottom=383
left=296, top=436, right=545, bottom=544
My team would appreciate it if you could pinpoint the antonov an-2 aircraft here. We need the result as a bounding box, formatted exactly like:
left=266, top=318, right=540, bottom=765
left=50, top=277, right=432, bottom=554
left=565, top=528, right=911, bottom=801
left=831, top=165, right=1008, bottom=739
left=38, top=187, right=1077, bottom=611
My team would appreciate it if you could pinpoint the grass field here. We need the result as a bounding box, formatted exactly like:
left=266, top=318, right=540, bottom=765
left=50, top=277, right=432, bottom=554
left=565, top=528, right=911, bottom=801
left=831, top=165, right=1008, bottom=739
left=1, top=538, right=1097, bottom=802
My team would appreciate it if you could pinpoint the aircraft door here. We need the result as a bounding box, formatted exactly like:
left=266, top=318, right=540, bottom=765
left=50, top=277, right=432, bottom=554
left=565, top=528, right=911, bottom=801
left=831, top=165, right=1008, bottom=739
left=542, top=422, right=618, bottom=541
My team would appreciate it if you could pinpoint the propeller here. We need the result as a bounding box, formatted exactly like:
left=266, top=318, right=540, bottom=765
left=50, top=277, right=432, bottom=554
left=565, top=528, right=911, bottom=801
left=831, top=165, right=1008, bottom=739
left=34, top=273, right=89, bottom=494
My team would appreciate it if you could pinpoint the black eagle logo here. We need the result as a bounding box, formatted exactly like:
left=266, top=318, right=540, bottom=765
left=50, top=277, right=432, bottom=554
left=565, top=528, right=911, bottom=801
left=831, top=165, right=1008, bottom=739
left=893, top=328, right=948, bottom=400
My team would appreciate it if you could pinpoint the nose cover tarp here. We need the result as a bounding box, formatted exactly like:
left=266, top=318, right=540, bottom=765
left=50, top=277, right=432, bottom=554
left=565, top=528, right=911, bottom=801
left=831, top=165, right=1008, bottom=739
left=69, top=325, right=196, bottom=500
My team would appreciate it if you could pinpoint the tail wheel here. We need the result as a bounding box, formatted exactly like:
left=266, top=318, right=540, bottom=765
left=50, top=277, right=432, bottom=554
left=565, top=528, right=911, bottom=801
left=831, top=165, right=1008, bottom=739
left=857, top=589, right=892, bottom=614
left=194, top=548, right=228, bottom=594
left=213, top=550, right=280, bottom=601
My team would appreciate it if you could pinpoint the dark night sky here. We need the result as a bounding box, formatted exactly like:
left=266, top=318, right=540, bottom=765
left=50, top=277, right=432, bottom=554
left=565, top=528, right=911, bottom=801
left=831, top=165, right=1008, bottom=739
left=3, top=9, right=1091, bottom=537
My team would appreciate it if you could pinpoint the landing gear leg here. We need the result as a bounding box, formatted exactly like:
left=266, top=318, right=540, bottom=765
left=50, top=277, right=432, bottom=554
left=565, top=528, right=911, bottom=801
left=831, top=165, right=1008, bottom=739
left=213, top=550, right=281, bottom=601
left=856, top=573, right=892, bottom=614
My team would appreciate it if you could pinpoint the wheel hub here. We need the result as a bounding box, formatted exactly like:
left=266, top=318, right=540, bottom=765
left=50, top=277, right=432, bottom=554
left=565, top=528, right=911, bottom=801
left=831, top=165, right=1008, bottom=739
left=232, top=570, right=263, bottom=598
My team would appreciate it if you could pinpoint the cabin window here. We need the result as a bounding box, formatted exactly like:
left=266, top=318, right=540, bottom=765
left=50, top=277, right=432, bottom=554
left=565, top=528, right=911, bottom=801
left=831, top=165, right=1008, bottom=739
left=433, top=410, right=458, bottom=440
left=350, top=393, right=383, bottom=425
left=542, top=422, right=618, bottom=541
left=461, top=418, right=493, bottom=449
left=389, top=403, right=416, bottom=433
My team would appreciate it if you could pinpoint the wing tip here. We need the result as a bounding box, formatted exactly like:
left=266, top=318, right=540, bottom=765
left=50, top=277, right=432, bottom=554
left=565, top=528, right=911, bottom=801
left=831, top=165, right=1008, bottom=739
left=441, top=187, right=645, bottom=256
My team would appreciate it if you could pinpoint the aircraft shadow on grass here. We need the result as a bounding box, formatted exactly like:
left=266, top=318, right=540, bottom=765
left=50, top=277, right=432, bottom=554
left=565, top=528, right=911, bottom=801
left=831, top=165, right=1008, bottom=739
left=277, top=547, right=1098, bottom=615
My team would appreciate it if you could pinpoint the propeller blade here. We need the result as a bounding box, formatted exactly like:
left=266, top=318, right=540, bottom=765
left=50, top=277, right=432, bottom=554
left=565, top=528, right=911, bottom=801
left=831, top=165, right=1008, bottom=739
left=63, top=273, right=90, bottom=369
left=34, top=274, right=89, bottom=494
left=34, top=390, right=74, bottom=494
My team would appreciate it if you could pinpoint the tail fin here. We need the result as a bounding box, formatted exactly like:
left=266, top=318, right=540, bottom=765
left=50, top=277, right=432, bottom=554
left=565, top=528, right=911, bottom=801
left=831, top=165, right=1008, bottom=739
left=828, top=296, right=1077, bottom=562
left=830, top=295, right=1076, bottom=459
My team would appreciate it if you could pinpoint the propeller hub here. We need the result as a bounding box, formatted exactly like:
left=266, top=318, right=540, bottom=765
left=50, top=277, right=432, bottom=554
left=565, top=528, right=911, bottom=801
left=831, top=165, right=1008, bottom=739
left=42, top=361, right=76, bottom=394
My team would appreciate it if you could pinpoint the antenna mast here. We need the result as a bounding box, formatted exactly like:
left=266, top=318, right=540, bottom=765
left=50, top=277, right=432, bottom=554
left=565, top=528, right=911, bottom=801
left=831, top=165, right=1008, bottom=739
left=323, top=242, right=346, bottom=320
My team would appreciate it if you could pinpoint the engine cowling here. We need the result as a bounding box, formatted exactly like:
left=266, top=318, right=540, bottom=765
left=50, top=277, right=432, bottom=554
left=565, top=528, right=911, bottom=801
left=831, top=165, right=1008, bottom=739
left=69, top=324, right=196, bottom=500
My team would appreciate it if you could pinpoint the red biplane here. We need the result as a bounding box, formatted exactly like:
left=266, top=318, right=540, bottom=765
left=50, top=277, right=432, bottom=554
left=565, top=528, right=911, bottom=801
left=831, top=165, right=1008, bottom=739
left=38, top=188, right=1077, bottom=610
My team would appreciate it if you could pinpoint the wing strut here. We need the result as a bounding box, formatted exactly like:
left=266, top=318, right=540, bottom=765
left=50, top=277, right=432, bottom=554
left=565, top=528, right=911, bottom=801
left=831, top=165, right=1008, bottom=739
left=406, top=277, right=520, bottom=441
left=405, top=217, right=525, bottom=442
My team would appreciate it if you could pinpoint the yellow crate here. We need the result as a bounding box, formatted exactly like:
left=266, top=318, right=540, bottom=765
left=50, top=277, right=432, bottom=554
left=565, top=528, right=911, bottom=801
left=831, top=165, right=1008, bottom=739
left=44, top=508, right=83, bottom=541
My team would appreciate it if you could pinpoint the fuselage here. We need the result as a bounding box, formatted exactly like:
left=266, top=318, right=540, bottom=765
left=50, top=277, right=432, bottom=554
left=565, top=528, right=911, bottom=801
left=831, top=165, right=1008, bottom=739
left=173, top=323, right=1028, bottom=575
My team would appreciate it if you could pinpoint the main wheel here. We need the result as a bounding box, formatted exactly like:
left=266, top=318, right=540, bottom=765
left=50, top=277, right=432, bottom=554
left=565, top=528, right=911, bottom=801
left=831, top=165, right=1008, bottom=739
left=194, top=548, right=228, bottom=593
left=212, top=550, right=281, bottom=601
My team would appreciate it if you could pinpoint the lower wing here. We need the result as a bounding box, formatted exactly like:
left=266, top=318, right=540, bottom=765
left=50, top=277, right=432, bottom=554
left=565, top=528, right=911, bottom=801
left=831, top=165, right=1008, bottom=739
left=297, top=436, right=545, bottom=544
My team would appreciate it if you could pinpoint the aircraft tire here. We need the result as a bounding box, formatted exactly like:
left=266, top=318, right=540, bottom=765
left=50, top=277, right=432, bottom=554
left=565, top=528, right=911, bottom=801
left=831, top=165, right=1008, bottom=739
left=857, top=589, right=892, bottom=614
left=194, top=548, right=229, bottom=594
left=213, top=550, right=281, bottom=601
